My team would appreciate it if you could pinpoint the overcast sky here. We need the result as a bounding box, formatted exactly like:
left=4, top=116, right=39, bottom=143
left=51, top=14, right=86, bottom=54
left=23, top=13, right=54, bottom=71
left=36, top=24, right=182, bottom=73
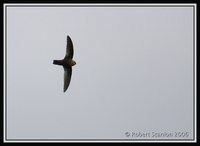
left=6, top=5, right=194, bottom=140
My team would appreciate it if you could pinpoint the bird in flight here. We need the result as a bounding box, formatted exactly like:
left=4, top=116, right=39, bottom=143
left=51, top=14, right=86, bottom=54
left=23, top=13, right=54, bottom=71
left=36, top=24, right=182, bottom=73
left=53, top=35, right=76, bottom=92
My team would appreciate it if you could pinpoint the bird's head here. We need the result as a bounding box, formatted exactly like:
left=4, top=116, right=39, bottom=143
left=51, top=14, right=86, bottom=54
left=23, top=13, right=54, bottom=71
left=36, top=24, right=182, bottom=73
left=69, top=59, right=76, bottom=66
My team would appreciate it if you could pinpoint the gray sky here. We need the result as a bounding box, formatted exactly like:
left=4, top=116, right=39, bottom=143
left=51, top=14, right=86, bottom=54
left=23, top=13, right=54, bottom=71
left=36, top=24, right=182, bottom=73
left=6, top=5, right=194, bottom=140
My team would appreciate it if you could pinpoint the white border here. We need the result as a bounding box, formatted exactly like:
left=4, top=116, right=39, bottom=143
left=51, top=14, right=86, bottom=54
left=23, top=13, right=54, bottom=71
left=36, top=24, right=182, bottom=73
left=3, top=3, right=197, bottom=143
left=3, top=3, right=7, bottom=144
left=194, top=3, right=197, bottom=143
left=3, top=3, right=196, bottom=6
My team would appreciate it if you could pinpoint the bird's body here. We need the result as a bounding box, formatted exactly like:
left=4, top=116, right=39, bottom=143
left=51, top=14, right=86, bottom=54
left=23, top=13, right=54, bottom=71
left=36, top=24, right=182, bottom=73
left=53, top=58, right=76, bottom=68
left=53, top=35, right=76, bottom=92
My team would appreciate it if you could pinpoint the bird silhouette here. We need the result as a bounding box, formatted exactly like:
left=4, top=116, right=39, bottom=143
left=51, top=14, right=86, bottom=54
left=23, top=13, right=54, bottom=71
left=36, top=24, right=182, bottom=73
left=53, top=35, right=76, bottom=92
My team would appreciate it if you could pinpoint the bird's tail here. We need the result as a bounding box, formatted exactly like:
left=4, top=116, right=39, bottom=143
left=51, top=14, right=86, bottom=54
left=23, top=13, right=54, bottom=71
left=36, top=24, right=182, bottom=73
left=53, top=60, right=63, bottom=66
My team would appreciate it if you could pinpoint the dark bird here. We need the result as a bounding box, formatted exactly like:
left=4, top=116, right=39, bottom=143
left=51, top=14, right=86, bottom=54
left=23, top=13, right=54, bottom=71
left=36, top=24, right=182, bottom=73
left=53, top=35, right=76, bottom=92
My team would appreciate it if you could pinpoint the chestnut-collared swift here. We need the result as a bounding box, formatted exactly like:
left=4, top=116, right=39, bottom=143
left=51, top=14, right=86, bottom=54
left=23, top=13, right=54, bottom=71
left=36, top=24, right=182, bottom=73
left=53, top=35, right=76, bottom=92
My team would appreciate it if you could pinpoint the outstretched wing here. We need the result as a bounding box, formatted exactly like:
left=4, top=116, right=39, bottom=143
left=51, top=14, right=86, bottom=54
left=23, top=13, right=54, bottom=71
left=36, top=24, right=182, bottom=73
left=63, top=67, right=72, bottom=92
left=65, top=35, right=74, bottom=59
